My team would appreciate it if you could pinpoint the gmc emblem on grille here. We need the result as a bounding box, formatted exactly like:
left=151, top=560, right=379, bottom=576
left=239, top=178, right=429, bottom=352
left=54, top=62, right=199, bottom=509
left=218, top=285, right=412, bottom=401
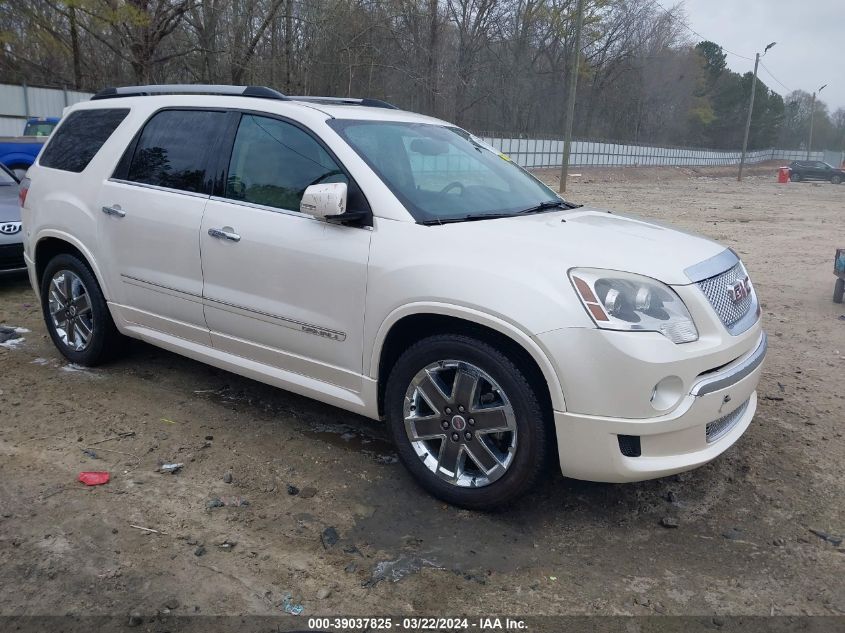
left=727, top=276, right=751, bottom=303
left=0, top=221, right=21, bottom=235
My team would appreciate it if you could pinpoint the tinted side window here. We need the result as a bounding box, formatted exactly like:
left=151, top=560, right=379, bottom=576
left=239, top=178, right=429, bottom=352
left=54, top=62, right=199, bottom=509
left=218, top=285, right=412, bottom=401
left=127, top=110, right=225, bottom=193
left=40, top=109, right=129, bottom=172
left=225, top=115, right=346, bottom=211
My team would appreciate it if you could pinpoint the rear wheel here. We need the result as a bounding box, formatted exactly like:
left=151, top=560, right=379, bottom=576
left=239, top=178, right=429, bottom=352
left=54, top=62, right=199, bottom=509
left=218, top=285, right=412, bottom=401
left=384, top=334, right=550, bottom=509
left=834, top=278, right=844, bottom=304
left=831, top=175, right=842, bottom=185
left=40, top=254, right=123, bottom=366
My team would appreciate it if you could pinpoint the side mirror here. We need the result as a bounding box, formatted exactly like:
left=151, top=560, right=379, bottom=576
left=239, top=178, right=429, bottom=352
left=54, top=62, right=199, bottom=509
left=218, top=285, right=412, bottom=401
left=300, top=182, right=347, bottom=219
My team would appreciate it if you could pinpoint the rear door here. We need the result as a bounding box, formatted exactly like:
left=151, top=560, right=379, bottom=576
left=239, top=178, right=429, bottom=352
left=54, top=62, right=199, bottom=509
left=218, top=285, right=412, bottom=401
left=199, top=113, right=372, bottom=391
left=97, top=109, right=229, bottom=344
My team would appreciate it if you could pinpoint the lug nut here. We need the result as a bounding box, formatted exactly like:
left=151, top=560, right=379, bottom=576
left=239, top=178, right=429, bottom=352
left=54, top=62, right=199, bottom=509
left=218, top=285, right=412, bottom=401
left=458, top=405, right=465, bottom=412
left=445, top=407, right=452, bottom=414
left=441, top=420, right=449, bottom=430
left=464, top=432, right=472, bottom=441
left=468, top=418, right=475, bottom=426
left=451, top=432, right=460, bottom=442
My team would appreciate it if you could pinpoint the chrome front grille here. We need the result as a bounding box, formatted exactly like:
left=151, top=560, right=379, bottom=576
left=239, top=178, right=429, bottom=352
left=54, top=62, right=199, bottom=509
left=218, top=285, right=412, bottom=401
left=696, top=262, right=755, bottom=334
left=705, top=398, right=750, bottom=443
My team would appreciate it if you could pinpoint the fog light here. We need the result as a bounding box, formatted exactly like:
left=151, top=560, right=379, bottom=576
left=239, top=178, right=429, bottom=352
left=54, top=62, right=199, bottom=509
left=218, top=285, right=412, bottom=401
left=650, top=376, right=684, bottom=411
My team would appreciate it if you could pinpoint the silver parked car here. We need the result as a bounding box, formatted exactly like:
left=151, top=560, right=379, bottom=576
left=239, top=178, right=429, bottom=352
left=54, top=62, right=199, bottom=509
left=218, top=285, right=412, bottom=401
left=0, top=164, right=24, bottom=272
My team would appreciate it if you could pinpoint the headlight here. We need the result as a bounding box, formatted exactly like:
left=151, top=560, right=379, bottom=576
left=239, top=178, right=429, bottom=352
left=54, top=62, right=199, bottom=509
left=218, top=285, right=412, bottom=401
left=569, top=268, right=698, bottom=343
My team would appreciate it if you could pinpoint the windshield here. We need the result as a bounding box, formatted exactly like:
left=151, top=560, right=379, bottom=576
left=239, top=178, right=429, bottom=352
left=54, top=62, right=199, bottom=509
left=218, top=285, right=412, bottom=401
left=23, top=121, right=57, bottom=136
left=329, top=120, right=561, bottom=223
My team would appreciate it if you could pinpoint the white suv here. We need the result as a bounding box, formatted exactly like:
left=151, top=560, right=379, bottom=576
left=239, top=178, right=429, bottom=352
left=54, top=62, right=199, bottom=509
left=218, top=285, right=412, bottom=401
left=20, top=85, right=766, bottom=509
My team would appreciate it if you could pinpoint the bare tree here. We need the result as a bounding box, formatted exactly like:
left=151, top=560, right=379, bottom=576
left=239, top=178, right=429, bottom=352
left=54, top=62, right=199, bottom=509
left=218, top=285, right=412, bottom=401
left=1, top=0, right=838, bottom=150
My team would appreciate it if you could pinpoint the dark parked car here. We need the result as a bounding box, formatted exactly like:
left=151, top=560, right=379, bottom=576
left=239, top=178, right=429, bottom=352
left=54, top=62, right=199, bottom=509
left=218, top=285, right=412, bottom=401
left=788, top=160, right=844, bottom=184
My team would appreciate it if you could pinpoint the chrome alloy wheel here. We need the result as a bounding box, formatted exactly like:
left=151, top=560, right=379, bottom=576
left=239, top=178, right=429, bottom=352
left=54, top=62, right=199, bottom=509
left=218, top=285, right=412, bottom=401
left=403, top=360, right=518, bottom=487
left=48, top=270, right=94, bottom=352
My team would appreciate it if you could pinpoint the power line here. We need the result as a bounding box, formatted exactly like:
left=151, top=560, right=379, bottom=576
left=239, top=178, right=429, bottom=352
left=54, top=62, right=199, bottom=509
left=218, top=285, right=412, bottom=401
left=759, top=60, right=792, bottom=93
left=648, top=0, right=796, bottom=96
left=647, top=0, right=755, bottom=61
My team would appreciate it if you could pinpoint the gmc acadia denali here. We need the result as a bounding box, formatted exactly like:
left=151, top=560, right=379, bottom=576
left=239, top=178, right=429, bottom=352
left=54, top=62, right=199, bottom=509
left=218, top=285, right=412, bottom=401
left=20, top=84, right=766, bottom=509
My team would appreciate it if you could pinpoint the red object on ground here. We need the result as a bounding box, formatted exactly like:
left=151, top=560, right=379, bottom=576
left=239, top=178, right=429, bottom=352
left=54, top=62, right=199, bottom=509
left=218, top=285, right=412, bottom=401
left=777, top=166, right=790, bottom=183
left=78, top=471, right=110, bottom=486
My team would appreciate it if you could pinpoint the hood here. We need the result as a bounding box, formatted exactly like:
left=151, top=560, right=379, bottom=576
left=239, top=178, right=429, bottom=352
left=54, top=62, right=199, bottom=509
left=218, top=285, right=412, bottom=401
left=435, top=207, right=726, bottom=286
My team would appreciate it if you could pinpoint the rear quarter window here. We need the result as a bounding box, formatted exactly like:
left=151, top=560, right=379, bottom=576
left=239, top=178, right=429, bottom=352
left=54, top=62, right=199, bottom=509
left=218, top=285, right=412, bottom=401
left=39, top=109, right=129, bottom=172
left=123, top=109, right=227, bottom=194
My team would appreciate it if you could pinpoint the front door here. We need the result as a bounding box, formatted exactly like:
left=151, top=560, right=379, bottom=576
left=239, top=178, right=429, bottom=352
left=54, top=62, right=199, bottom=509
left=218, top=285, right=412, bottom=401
left=97, top=108, right=228, bottom=344
left=199, top=113, right=371, bottom=392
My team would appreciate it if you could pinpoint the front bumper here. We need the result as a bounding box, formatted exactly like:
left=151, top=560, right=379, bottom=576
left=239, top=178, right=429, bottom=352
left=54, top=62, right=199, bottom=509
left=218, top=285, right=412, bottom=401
left=0, top=242, right=25, bottom=272
left=545, top=330, right=766, bottom=482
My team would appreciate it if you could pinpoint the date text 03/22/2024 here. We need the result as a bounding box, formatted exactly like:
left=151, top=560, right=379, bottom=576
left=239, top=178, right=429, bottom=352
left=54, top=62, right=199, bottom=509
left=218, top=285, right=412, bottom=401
left=306, top=617, right=527, bottom=630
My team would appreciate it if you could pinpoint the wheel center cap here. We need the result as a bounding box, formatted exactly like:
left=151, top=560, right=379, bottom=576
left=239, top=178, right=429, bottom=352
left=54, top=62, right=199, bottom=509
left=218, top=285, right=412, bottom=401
left=451, top=414, right=467, bottom=431
left=68, top=306, right=77, bottom=317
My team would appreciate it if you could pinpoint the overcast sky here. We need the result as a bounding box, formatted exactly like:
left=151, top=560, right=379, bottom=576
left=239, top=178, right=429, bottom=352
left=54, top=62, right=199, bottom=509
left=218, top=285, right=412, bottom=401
left=678, top=0, right=843, bottom=112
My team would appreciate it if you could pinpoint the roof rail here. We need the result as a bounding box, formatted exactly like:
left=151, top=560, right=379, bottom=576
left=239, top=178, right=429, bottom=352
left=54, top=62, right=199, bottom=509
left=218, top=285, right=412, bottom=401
left=91, top=84, right=287, bottom=101
left=289, top=96, right=398, bottom=110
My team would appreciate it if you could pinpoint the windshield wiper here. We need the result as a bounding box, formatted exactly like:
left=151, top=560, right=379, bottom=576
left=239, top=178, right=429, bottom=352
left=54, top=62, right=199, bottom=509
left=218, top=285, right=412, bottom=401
left=516, top=199, right=583, bottom=215
left=419, top=200, right=583, bottom=225
left=419, top=213, right=517, bottom=225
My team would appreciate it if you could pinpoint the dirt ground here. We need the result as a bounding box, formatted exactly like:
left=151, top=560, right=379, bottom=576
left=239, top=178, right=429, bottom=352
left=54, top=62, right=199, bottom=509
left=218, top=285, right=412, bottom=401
left=0, top=166, right=843, bottom=625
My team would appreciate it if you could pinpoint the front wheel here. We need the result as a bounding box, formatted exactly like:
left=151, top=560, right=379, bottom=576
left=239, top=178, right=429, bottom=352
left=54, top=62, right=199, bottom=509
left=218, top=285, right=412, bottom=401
left=831, top=175, right=842, bottom=185
left=789, top=172, right=801, bottom=182
left=835, top=278, right=844, bottom=303
left=384, top=334, right=550, bottom=509
left=40, top=253, right=124, bottom=366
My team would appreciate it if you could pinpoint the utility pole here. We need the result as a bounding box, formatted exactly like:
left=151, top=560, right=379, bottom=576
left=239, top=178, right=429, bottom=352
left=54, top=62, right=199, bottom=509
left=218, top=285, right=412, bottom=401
left=807, top=84, right=827, bottom=159
left=738, top=42, right=776, bottom=181
left=558, top=0, right=586, bottom=194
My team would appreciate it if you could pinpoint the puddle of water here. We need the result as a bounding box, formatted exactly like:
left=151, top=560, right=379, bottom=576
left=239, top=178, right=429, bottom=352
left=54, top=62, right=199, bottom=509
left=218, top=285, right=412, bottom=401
left=195, top=385, right=295, bottom=417
left=195, top=385, right=399, bottom=464
left=301, top=422, right=398, bottom=465
left=350, top=485, right=552, bottom=577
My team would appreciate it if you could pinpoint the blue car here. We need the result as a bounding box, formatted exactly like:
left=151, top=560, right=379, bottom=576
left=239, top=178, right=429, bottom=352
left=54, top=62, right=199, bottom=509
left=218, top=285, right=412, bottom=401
left=0, top=116, right=60, bottom=179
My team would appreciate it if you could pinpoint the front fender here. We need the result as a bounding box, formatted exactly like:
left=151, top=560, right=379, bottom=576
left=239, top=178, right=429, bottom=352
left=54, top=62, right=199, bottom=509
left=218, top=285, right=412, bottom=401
left=368, top=301, right=567, bottom=411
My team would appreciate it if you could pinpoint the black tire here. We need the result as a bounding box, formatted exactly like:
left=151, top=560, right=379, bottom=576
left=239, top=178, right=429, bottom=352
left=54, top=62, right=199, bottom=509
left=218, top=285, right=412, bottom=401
left=831, top=175, right=842, bottom=185
left=40, top=253, right=123, bottom=366
left=789, top=172, right=801, bottom=182
left=834, top=278, right=845, bottom=304
left=384, top=334, right=550, bottom=510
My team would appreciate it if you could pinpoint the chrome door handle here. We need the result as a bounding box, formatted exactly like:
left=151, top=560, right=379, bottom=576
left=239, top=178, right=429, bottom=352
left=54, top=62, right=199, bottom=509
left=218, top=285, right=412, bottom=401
left=102, top=205, right=126, bottom=218
left=208, top=227, right=241, bottom=242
